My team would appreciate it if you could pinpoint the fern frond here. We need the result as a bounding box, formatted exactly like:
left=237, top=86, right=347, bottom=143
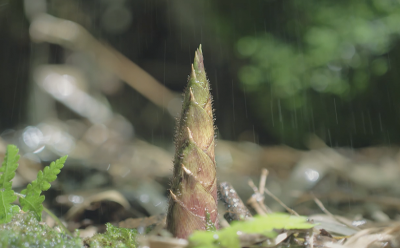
left=20, top=156, right=67, bottom=221
left=0, top=189, right=20, bottom=224
left=0, top=145, right=20, bottom=224
left=0, top=145, right=20, bottom=190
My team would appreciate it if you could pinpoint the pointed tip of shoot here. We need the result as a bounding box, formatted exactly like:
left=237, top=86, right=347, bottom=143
left=194, top=45, right=204, bottom=75
left=198, top=44, right=203, bottom=57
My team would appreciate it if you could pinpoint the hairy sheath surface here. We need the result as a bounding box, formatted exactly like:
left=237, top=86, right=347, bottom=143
left=167, top=46, right=218, bottom=239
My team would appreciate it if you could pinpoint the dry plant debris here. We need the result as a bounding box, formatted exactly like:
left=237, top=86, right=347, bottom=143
left=218, top=181, right=252, bottom=223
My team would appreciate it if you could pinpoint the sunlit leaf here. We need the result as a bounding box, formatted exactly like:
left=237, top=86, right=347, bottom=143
left=189, top=213, right=315, bottom=248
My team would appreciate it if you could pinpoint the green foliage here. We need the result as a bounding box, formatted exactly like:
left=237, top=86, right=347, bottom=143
left=238, top=1, right=400, bottom=98
left=0, top=144, right=67, bottom=223
left=0, top=212, right=83, bottom=248
left=0, top=190, right=20, bottom=225
left=20, top=156, right=67, bottom=221
left=0, top=145, right=87, bottom=247
left=0, top=145, right=20, bottom=190
left=233, top=0, right=400, bottom=146
left=85, top=223, right=138, bottom=248
left=189, top=213, right=315, bottom=248
left=0, top=145, right=140, bottom=247
left=0, top=145, right=20, bottom=224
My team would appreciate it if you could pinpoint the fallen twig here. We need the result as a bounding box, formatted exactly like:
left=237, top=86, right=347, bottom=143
left=218, top=182, right=252, bottom=223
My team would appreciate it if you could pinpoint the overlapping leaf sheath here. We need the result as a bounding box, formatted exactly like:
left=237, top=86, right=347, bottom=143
left=167, top=45, right=218, bottom=239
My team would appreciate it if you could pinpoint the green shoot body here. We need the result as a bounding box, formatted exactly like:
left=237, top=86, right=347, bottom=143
left=167, top=45, right=218, bottom=239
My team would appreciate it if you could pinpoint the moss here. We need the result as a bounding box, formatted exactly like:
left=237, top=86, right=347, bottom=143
left=84, top=223, right=138, bottom=248
left=0, top=211, right=139, bottom=248
left=0, top=212, right=83, bottom=248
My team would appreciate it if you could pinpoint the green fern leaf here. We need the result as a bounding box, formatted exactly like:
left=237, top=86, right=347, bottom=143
left=0, top=189, right=20, bottom=224
left=20, top=156, right=67, bottom=221
left=0, top=145, right=20, bottom=190
left=0, top=145, right=20, bottom=224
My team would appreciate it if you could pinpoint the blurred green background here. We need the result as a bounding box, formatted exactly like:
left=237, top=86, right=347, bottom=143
left=2, top=0, right=400, bottom=149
